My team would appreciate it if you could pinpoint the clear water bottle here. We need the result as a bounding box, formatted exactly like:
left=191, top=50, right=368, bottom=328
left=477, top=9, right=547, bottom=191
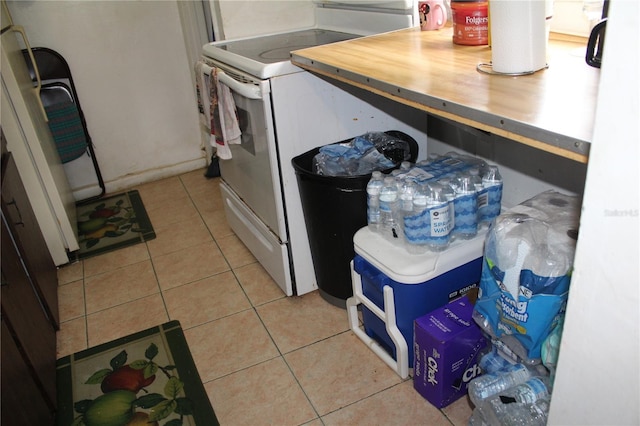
left=398, top=178, right=417, bottom=242
left=478, top=346, right=512, bottom=374
left=468, top=168, right=484, bottom=192
left=476, top=397, right=550, bottom=426
left=399, top=178, right=417, bottom=216
left=468, top=168, right=485, bottom=213
left=424, top=183, right=451, bottom=251
left=404, top=183, right=430, bottom=254
left=448, top=175, right=460, bottom=192
left=499, top=377, right=551, bottom=405
left=474, top=375, right=552, bottom=425
left=468, top=363, right=532, bottom=406
left=366, top=171, right=384, bottom=232
left=379, top=176, right=401, bottom=243
left=443, top=151, right=464, bottom=171
left=437, top=178, right=456, bottom=236
left=462, top=156, right=488, bottom=173
left=452, top=175, right=478, bottom=240
left=478, top=165, right=503, bottom=225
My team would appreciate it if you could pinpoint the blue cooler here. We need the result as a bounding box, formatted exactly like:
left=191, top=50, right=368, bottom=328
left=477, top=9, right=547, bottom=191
left=346, top=227, right=485, bottom=378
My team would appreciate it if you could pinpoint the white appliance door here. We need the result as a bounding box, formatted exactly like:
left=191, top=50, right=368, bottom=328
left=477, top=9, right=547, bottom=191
left=211, top=66, right=293, bottom=295
left=1, top=27, right=79, bottom=265
left=216, top=70, right=287, bottom=242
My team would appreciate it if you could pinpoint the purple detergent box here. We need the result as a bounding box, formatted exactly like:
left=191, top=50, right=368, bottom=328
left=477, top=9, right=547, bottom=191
left=413, top=295, right=486, bottom=408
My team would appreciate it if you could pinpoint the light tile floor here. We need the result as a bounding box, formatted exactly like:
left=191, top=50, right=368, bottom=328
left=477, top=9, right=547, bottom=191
left=56, top=168, right=474, bottom=425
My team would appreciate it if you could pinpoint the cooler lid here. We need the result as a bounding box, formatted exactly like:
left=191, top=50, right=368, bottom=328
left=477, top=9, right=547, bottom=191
left=353, top=227, right=486, bottom=284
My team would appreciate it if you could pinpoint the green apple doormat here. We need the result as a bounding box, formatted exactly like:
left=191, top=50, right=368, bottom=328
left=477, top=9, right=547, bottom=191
left=56, top=320, right=219, bottom=426
left=75, top=190, right=155, bottom=260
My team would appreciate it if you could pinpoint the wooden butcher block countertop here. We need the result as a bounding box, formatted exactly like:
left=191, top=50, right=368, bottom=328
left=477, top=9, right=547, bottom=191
left=291, top=27, right=599, bottom=163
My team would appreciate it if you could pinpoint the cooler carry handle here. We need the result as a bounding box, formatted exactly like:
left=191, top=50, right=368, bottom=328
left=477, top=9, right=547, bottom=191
left=354, top=255, right=392, bottom=292
left=347, top=260, right=409, bottom=379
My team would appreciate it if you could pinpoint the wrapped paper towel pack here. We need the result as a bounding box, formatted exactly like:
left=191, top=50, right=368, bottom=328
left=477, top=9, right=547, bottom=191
left=473, top=190, right=581, bottom=363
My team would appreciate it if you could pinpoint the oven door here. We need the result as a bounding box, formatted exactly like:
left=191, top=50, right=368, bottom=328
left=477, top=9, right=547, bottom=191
left=215, top=67, right=286, bottom=242
left=210, top=63, right=293, bottom=295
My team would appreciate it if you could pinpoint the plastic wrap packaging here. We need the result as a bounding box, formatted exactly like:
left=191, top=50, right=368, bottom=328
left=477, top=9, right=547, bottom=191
left=540, top=317, right=564, bottom=386
left=473, top=191, right=580, bottom=363
left=313, top=132, right=411, bottom=176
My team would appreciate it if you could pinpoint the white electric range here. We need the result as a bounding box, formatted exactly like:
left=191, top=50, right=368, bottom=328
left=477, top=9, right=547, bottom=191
left=200, top=0, right=428, bottom=302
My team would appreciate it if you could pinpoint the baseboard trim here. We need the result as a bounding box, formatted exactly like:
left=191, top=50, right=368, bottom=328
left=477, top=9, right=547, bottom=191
left=103, top=157, right=207, bottom=194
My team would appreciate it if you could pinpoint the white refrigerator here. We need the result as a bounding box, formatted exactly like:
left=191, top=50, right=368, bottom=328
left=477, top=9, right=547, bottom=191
left=1, top=4, right=78, bottom=265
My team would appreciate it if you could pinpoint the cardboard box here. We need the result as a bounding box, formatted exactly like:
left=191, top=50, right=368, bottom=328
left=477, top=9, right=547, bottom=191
left=413, top=296, right=486, bottom=408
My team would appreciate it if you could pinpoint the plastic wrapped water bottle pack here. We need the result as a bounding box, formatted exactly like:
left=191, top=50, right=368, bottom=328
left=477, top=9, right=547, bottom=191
left=365, top=152, right=504, bottom=253
left=312, top=131, right=414, bottom=176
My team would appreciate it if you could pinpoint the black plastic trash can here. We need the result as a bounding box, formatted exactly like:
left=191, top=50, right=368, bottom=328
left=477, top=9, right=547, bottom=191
left=292, top=131, right=418, bottom=307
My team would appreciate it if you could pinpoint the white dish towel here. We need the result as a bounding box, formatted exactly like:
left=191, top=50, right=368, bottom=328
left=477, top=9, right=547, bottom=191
left=195, top=60, right=241, bottom=160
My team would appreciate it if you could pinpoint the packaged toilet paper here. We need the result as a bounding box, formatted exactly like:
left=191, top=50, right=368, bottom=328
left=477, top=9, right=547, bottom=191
left=473, top=191, right=580, bottom=362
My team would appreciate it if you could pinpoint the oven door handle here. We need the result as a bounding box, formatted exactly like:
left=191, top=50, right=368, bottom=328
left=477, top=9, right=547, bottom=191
left=218, top=71, right=263, bottom=100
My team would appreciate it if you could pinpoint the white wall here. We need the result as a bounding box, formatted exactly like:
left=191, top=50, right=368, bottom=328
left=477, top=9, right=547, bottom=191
left=550, top=0, right=604, bottom=36
left=6, top=1, right=206, bottom=193
left=547, top=1, right=639, bottom=424
left=215, top=0, right=315, bottom=39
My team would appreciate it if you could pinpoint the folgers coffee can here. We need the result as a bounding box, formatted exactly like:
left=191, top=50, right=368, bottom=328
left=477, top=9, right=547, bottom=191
left=451, top=0, right=489, bottom=45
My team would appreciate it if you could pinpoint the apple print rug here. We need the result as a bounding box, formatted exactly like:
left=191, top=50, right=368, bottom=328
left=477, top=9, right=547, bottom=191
left=56, top=320, right=218, bottom=426
left=74, top=190, right=155, bottom=260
